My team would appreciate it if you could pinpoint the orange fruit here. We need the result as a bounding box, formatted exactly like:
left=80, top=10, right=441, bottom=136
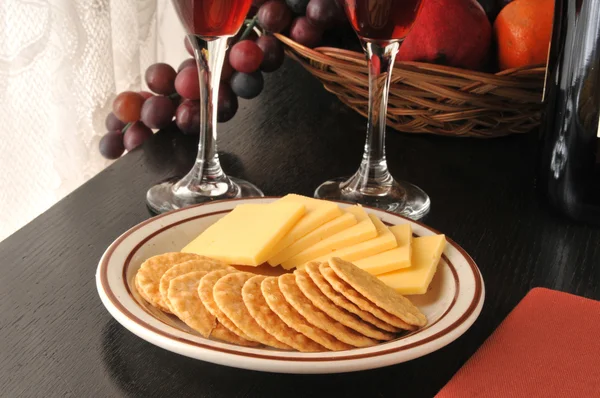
left=494, top=0, right=554, bottom=70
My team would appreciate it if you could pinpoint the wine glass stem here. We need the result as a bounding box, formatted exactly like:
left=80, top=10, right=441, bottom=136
left=346, top=40, right=400, bottom=195
left=173, top=36, right=230, bottom=198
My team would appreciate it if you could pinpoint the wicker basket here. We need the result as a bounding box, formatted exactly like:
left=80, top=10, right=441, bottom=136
left=274, top=33, right=546, bottom=138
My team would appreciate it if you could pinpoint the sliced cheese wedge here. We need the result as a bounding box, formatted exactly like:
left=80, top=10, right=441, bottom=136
left=266, top=194, right=342, bottom=264
left=268, top=210, right=358, bottom=266
left=281, top=206, right=377, bottom=270
left=300, top=215, right=397, bottom=269
left=377, top=234, right=446, bottom=295
left=354, top=224, right=412, bottom=275
left=181, top=202, right=305, bottom=266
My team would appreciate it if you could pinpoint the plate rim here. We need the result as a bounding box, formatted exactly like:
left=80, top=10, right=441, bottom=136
left=96, top=197, right=484, bottom=370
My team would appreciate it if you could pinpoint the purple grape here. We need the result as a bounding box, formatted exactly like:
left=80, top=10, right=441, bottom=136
left=99, top=131, right=125, bottom=159
left=286, top=0, right=309, bottom=14
left=105, top=112, right=126, bottom=132
left=290, top=17, right=323, bottom=48
left=175, top=99, right=200, bottom=135
left=123, top=122, right=153, bottom=151
left=230, top=71, right=264, bottom=99
left=140, top=96, right=176, bottom=129
left=145, top=63, right=177, bottom=95
left=256, top=35, right=285, bottom=72
left=217, top=83, right=239, bottom=123
left=257, top=0, right=293, bottom=33
left=306, top=0, right=339, bottom=29
left=178, top=58, right=197, bottom=72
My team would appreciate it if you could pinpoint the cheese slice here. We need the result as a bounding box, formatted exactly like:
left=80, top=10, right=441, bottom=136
left=301, top=215, right=398, bottom=269
left=181, top=202, right=305, bottom=266
left=268, top=210, right=358, bottom=266
left=266, top=194, right=342, bottom=265
left=281, top=206, right=377, bottom=270
left=354, top=224, right=412, bottom=275
left=377, top=234, right=446, bottom=295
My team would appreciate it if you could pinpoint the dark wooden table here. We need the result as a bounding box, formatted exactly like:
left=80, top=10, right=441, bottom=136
left=1, top=59, right=599, bottom=398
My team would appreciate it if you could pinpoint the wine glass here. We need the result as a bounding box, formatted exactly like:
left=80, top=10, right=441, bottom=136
left=314, top=0, right=430, bottom=219
left=146, top=0, right=263, bottom=214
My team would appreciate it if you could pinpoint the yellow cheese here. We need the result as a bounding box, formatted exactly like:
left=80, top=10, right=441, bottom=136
left=268, top=210, right=358, bottom=266
left=281, top=206, right=377, bottom=270
left=354, top=224, right=412, bottom=275
left=302, top=215, right=398, bottom=268
left=377, top=234, right=446, bottom=295
left=266, top=194, right=342, bottom=265
left=181, top=202, right=305, bottom=266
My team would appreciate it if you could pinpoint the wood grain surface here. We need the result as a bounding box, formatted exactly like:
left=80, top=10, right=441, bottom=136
left=1, top=59, right=599, bottom=397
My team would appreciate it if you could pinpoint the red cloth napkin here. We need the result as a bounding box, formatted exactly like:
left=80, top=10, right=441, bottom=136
left=436, top=287, right=600, bottom=397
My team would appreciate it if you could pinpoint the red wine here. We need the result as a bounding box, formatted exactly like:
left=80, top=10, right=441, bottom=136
left=172, top=0, right=252, bottom=37
left=538, top=0, right=600, bottom=224
left=342, top=0, right=422, bottom=40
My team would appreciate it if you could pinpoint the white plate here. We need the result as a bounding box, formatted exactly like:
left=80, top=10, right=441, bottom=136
left=96, top=197, right=484, bottom=374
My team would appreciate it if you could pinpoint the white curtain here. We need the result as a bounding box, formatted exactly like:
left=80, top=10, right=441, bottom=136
left=0, top=0, right=187, bottom=241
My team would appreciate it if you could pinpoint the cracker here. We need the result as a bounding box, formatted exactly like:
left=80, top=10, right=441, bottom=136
left=167, top=271, right=215, bottom=337
left=320, top=264, right=416, bottom=330
left=261, top=277, right=351, bottom=351
left=243, top=275, right=325, bottom=352
left=213, top=273, right=291, bottom=350
left=295, top=269, right=396, bottom=341
left=210, top=323, right=260, bottom=347
left=160, top=257, right=231, bottom=311
left=198, top=269, right=255, bottom=342
left=304, top=262, right=400, bottom=333
left=136, top=252, right=201, bottom=312
left=328, top=258, right=427, bottom=327
left=278, top=274, right=378, bottom=348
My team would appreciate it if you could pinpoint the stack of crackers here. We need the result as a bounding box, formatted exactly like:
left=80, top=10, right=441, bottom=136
left=135, top=253, right=427, bottom=352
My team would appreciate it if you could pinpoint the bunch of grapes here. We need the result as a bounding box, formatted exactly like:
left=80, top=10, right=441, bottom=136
left=100, top=0, right=343, bottom=160
left=256, top=0, right=345, bottom=48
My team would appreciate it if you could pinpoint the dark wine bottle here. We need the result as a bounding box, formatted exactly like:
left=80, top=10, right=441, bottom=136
left=538, top=0, right=600, bottom=224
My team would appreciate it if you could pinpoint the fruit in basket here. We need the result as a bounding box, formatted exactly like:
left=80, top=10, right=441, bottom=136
left=494, top=0, right=553, bottom=70
left=306, top=0, right=342, bottom=29
left=290, top=16, right=324, bottom=48
left=397, top=0, right=492, bottom=70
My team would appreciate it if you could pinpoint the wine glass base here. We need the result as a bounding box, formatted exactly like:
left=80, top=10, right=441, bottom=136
left=146, top=176, right=264, bottom=214
left=314, top=177, right=430, bottom=220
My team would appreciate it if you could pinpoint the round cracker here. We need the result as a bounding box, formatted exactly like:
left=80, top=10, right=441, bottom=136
left=305, top=262, right=400, bottom=333
left=320, top=264, right=416, bottom=330
left=211, top=323, right=260, bottom=347
left=327, top=258, right=427, bottom=327
left=243, top=275, right=325, bottom=352
left=160, top=257, right=231, bottom=311
left=278, top=274, right=378, bottom=348
left=294, top=269, right=396, bottom=341
left=167, top=271, right=215, bottom=337
left=261, top=277, right=351, bottom=351
left=213, top=273, right=290, bottom=350
left=198, top=269, right=255, bottom=342
left=136, top=252, right=201, bottom=312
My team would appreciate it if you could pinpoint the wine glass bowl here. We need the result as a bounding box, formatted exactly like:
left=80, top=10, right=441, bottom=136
left=315, top=0, right=430, bottom=219
left=146, top=0, right=263, bottom=214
